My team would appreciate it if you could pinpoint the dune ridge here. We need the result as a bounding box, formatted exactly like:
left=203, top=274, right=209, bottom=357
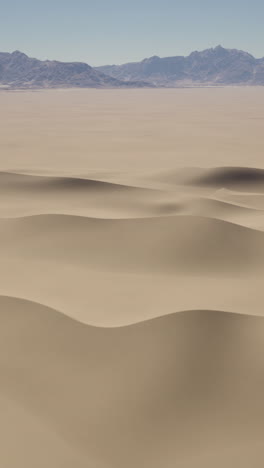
left=1, top=213, right=264, bottom=274
left=0, top=170, right=149, bottom=191
left=0, top=169, right=264, bottom=229
left=1, top=167, right=264, bottom=328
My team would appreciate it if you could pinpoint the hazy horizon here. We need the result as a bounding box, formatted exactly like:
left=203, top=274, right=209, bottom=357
left=2, top=43, right=264, bottom=67
left=1, top=0, right=264, bottom=65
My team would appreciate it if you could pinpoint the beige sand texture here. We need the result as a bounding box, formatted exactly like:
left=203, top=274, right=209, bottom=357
left=1, top=88, right=264, bottom=467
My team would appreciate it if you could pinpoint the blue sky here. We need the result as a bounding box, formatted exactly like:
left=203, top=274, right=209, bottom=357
left=1, top=0, right=263, bottom=65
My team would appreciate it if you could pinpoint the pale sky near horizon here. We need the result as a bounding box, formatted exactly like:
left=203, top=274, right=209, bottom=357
left=1, top=0, right=263, bottom=65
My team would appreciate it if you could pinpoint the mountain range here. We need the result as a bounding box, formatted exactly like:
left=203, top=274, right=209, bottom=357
left=97, top=45, right=264, bottom=87
left=1, top=46, right=264, bottom=89
left=0, top=50, right=150, bottom=89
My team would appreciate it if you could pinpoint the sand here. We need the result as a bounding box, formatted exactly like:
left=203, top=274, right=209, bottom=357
left=1, top=88, right=264, bottom=467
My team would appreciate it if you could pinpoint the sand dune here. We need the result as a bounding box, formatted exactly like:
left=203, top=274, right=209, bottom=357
left=1, top=213, right=264, bottom=274
left=0, top=167, right=264, bottom=327
left=0, top=171, right=142, bottom=192
left=149, top=166, right=264, bottom=191
left=215, top=189, right=264, bottom=210
left=2, top=89, right=264, bottom=467
left=190, top=166, right=264, bottom=191
left=0, top=169, right=264, bottom=227
left=182, top=197, right=264, bottom=228
left=1, top=296, right=264, bottom=468
left=0, top=171, right=168, bottom=218
left=1, top=169, right=264, bottom=228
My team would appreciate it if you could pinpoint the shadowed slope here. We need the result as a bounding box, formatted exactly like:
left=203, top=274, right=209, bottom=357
left=150, top=167, right=264, bottom=192
left=0, top=171, right=142, bottom=192
left=190, top=167, right=264, bottom=191
left=0, top=171, right=181, bottom=219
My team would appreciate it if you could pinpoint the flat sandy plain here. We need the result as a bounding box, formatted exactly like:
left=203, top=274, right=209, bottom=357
left=1, top=88, right=264, bottom=467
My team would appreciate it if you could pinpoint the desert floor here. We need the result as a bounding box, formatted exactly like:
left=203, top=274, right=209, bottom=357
left=1, top=88, right=264, bottom=467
